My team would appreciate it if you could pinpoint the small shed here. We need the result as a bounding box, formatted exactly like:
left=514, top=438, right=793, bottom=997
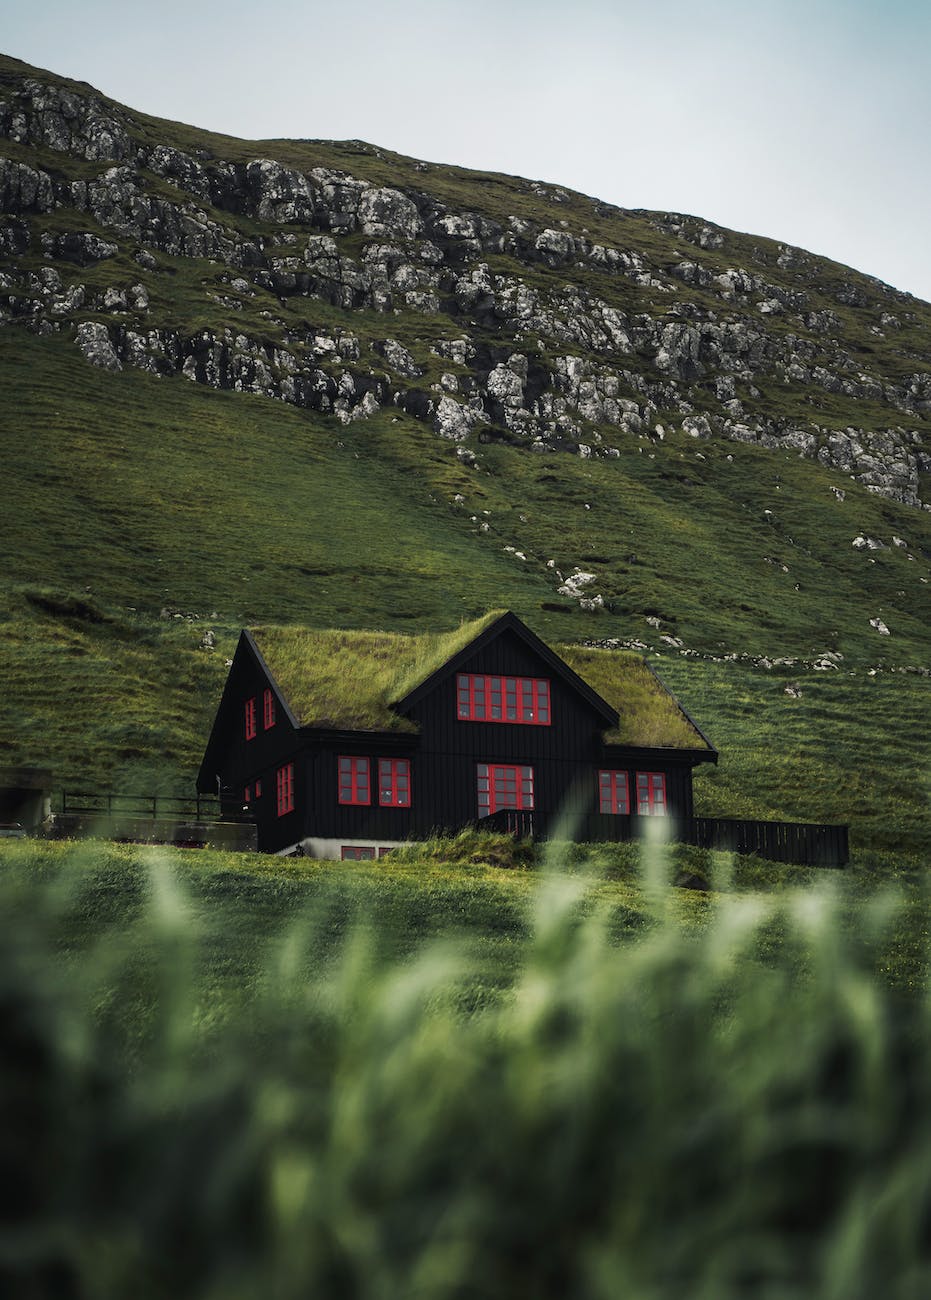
left=0, top=767, right=53, bottom=832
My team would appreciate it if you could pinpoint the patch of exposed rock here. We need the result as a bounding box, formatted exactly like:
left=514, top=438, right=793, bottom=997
left=0, top=78, right=132, bottom=160
left=75, top=320, right=121, bottom=370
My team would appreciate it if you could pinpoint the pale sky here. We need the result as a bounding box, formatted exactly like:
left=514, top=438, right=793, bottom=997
left=5, top=0, right=931, bottom=303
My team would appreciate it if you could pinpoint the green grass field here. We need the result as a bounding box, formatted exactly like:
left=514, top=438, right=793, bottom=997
left=4, top=834, right=931, bottom=1298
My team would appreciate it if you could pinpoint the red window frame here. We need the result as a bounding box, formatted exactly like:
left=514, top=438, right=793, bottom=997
left=457, top=674, right=551, bottom=725
left=263, top=688, right=276, bottom=730
left=599, top=770, right=630, bottom=815
left=341, top=845, right=375, bottom=861
left=338, top=756, right=370, bottom=805
left=476, top=763, right=535, bottom=817
left=244, top=697, right=257, bottom=740
left=378, top=758, right=411, bottom=807
left=636, top=772, right=667, bottom=816
left=276, top=763, right=294, bottom=817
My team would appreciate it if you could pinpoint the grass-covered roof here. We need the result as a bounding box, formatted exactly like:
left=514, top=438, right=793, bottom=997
left=555, top=645, right=709, bottom=749
left=249, top=613, right=503, bottom=734
left=249, top=615, right=711, bottom=750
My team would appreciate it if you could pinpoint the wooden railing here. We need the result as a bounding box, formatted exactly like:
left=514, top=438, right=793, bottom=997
left=477, top=810, right=536, bottom=839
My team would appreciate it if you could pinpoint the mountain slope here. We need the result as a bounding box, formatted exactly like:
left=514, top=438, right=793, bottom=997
left=2, top=51, right=929, bottom=498
left=0, top=52, right=928, bottom=856
left=2, top=49, right=929, bottom=660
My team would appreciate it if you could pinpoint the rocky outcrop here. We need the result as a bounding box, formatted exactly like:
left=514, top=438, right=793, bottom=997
left=0, top=78, right=132, bottom=160
left=67, top=166, right=266, bottom=265
left=41, top=230, right=119, bottom=264
left=0, top=69, right=929, bottom=509
left=75, top=320, right=122, bottom=370
left=79, top=319, right=389, bottom=419
left=0, top=157, right=54, bottom=212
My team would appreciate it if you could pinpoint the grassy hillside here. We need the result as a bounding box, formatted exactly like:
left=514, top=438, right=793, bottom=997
left=0, top=331, right=559, bottom=629
left=662, top=657, right=931, bottom=863
left=0, top=53, right=928, bottom=869
left=1, top=320, right=928, bottom=859
left=2, top=323, right=928, bottom=662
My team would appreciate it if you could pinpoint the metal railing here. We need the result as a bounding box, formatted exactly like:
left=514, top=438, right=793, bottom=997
left=59, top=791, right=227, bottom=821
left=49, top=790, right=257, bottom=850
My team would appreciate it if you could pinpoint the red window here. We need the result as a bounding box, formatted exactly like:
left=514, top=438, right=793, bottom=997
left=457, top=674, right=551, bottom=725
left=636, top=772, right=667, bottom=816
left=244, top=697, right=257, bottom=740
left=599, top=770, right=630, bottom=815
left=476, top=763, right=534, bottom=817
left=255, top=779, right=263, bottom=798
left=378, top=758, right=411, bottom=807
left=276, top=763, right=294, bottom=816
left=263, top=688, right=276, bottom=730
left=244, top=785, right=251, bottom=803
left=341, top=845, right=375, bottom=861
left=338, top=756, right=370, bottom=805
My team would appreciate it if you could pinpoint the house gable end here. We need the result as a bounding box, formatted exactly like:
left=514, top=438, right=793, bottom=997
left=393, top=611, right=619, bottom=727
left=197, top=630, right=297, bottom=792
left=241, top=629, right=301, bottom=731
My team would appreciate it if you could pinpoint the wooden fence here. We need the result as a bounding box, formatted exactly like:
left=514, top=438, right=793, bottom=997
left=686, top=816, right=848, bottom=867
left=478, top=810, right=536, bottom=840
left=480, top=810, right=849, bottom=867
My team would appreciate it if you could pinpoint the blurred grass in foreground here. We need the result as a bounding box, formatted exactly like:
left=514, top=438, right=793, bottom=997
left=2, top=836, right=931, bottom=1299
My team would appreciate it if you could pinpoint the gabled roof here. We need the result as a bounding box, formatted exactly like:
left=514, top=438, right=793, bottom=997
left=246, top=611, right=713, bottom=751
left=393, top=610, right=618, bottom=726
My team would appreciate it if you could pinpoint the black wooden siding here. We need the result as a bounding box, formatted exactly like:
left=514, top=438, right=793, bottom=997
left=600, top=746, right=697, bottom=822
left=301, top=738, right=420, bottom=844
left=405, top=629, right=605, bottom=836
left=200, top=642, right=303, bottom=853
left=396, top=631, right=697, bottom=837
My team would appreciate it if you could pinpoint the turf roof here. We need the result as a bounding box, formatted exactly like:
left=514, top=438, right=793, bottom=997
left=556, top=645, right=710, bottom=750
left=249, top=614, right=711, bottom=750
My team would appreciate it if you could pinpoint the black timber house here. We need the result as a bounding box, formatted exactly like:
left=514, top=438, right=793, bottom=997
left=198, top=611, right=719, bottom=858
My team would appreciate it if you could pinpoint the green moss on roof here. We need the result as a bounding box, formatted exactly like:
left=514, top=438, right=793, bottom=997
left=249, top=615, right=710, bottom=750
left=250, top=612, right=504, bottom=732
left=556, top=645, right=710, bottom=750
